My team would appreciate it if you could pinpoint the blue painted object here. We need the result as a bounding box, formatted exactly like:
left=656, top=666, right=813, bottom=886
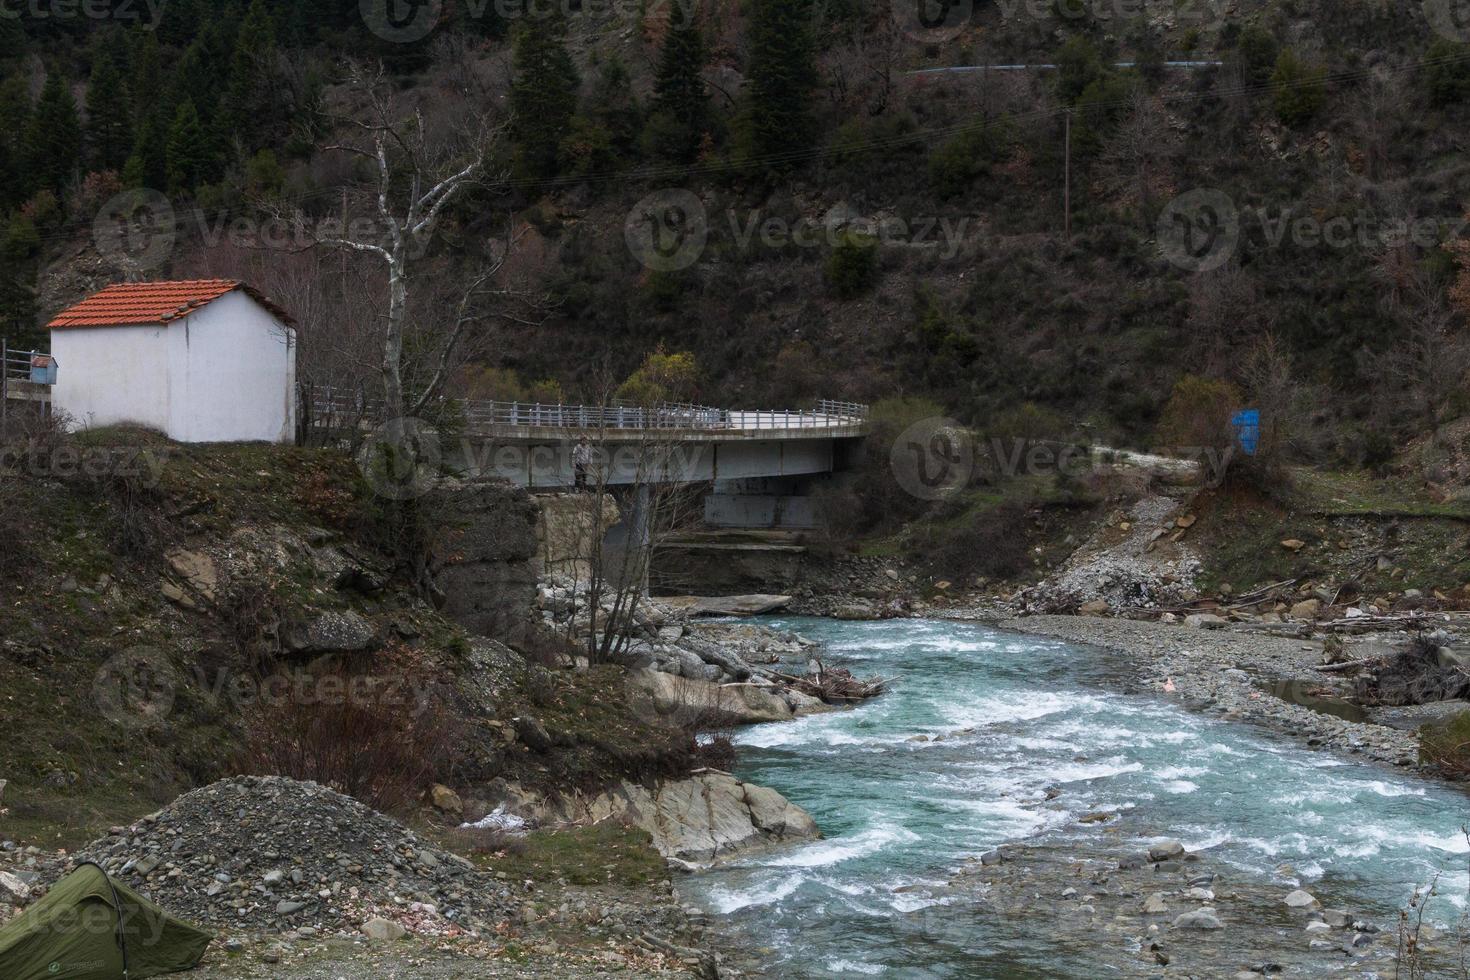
left=29, top=354, right=57, bottom=385
left=1232, top=409, right=1260, bottom=456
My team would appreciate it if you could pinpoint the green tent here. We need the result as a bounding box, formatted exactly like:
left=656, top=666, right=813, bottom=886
left=0, top=862, right=213, bottom=979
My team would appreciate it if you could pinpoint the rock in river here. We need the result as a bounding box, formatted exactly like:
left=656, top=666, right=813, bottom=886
left=1172, top=909, right=1223, bottom=930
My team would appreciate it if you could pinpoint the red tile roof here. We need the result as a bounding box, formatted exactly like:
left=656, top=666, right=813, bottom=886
left=47, top=279, right=295, bottom=329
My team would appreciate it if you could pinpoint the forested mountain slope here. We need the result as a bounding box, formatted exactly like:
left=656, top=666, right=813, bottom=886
left=2, top=0, right=1468, bottom=458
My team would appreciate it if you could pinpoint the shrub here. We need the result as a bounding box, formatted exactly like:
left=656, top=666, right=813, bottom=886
left=846, top=397, right=955, bottom=531
left=824, top=230, right=878, bottom=299
left=913, top=294, right=978, bottom=361
left=1272, top=50, right=1326, bottom=126
left=615, top=347, right=699, bottom=405
left=928, top=121, right=1012, bottom=198
left=827, top=113, right=917, bottom=174
left=235, top=661, right=462, bottom=815
left=1425, top=39, right=1470, bottom=106
left=1154, top=375, right=1241, bottom=455
left=1234, top=25, right=1280, bottom=85
left=1056, top=36, right=1105, bottom=104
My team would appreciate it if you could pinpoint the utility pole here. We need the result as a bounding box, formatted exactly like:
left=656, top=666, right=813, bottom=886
left=1063, top=109, right=1072, bottom=240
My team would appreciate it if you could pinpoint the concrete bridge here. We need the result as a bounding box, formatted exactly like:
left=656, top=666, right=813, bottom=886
left=311, top=392, right=872, bottom=529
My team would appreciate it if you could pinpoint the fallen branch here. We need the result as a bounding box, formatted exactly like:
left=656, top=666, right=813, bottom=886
left=1316, top=658, right=1382, bottom=674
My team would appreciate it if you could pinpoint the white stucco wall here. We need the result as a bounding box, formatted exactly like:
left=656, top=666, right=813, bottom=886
left=51, top=324, right=172, bottom=433
left=167, top=290, right=296, bottom=443
left=50, top=289, right=296, bottom=443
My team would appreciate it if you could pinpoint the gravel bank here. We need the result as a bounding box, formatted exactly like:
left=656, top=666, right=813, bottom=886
left=997, top=615, right=1421, bottom=768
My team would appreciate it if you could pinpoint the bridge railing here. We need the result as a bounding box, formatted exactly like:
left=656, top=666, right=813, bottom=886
left=306, top=386, right=869, bottom=435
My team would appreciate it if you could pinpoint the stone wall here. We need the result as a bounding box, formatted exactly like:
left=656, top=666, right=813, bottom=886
left=433, top=479, right=539, bottom=642
left=534, top=492, right=621, bottom=584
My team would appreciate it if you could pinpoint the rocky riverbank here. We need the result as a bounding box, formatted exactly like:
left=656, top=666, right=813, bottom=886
left=938, top=817, right=1400, bottom=978
left=994, top=615, right=1425, bottom=768
left=0, top=775, right=744, bottom=978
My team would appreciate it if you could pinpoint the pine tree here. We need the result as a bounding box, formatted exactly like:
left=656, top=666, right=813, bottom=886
left=166, top=99, right=210, bottom=193
left=0, top=75, right=31, bottom=211
left=223, top=0, right=281, bottom=152
left=169, top=30, right=232, bottom=183
left=510, top=12, right=579, bottom=182
left=24, top=71, right=82, bottom=197
left=130, top=31, right=165, bottom=121
left=647, top=1, right=709, bottom=162
left=124, top=107, right=170, bottom=190
left=87, top=50, right=134, bottom=172
left=563, top=59, right=642, bottom=176
left=0, top=11, right=24, bottom=61
left=0, top=272, right=40, bottom=353
left=156, top=0, right=204, bottom=49
left=739, top=0, right=815, bottom=172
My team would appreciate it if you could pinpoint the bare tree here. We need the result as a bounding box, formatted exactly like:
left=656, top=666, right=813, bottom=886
left=1371, top=299, right=1470, bottom=449
left=291, top=62, right=514, bottom=424
left=820, top=14, right=901, bottom=117
left=1095, top=92, right=1180, bottom=218
left=1239, top=333, right=1319, bottom=462
left=178, top=239, right=381, bottom=424
left=1185, top=263, right=1272, bottom=375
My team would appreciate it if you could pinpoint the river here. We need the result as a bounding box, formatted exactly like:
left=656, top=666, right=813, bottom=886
left=683, top=617, right=1470, bottom=978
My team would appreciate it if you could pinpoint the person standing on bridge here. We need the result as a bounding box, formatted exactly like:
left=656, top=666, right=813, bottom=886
left=572, top=437, right=593, bottom=491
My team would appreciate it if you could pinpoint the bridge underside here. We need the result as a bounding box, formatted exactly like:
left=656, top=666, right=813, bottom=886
left=457, top=434, right=861, bottom=488
left=456, top=434, right=865, bottom=529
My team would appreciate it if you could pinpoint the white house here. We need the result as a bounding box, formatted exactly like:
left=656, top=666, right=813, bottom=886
left=47, top=279, right=297, bottom=443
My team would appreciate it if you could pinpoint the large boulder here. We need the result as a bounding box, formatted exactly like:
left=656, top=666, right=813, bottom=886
left=620, top=772, right=818, bottom=862
left=165, top=548, right=219, bottom=603
left=0, top=870, right=31, bottom=905
left=473, top=773, right=820, bottom=863
left=625, top=669, right=794, bottom=726
left=660, top=595, right=794, bottom=617
left=1289, top=599, right=1321, bottom=621
left=283, top=610, right=378, bottom=654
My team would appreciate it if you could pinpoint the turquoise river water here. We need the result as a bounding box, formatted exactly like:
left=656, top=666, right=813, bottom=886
left=683, top=617, right=1470, bottom=978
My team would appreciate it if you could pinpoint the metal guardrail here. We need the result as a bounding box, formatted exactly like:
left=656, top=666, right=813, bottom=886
left=305, top=386, right=869, bottom=435
left=2, top=345, right=39, bottom=383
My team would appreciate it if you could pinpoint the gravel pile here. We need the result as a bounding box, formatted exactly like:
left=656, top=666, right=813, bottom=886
left=66, top=776, right=514, bottom=937
left=1018, top=495, right=1202, bottom=614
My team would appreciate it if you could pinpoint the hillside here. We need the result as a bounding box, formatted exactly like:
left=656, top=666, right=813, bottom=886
left=0, top=427, right=692, bottom=846
left=2, top=0, right=1469, bottom=459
